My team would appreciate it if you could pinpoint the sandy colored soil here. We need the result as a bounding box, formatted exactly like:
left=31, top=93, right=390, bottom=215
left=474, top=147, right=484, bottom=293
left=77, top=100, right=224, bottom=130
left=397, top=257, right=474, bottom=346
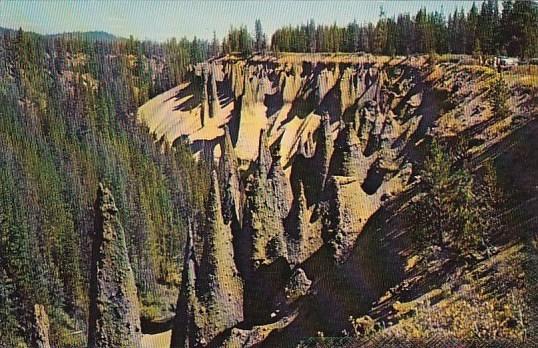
left=141, top=330, right=171, bottom=348
left=138, top=80, right=322, bottom=173
left=138, top=82, right=233, bottom=146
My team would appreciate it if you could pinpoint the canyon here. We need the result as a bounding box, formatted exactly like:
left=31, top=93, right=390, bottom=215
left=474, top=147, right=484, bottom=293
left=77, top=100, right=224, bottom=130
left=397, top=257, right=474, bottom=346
left=98, top=53, right=537, bottom=347
left=138, top=54, right=433, bottom=347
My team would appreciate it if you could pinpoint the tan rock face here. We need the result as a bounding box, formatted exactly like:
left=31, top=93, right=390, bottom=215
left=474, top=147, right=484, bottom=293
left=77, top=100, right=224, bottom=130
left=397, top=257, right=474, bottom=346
left=330, top=122, right=363, bottom=178
left=286, top=181, right=323, bottom=266
left=198, top=171, right=244, bottom=339
left=88, top=183, right=142, bottom=348
left=171, top=172, right=243, bottom=348
left=152, top=56, right=429, bottom=346
left=170, top=223, right=201, bottom=348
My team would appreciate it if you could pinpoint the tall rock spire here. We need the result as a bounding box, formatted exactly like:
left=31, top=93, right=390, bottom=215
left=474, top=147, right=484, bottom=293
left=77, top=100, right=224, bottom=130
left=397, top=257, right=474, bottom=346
left=200, top=63, right=210, bottom=127
left=88, top=183, right=142, bottom=348
left=219, top=125, right=243, bottom=226
left=330, top=122, right=362, bottom=178
left=316, top=112, right=334, bottom=193
left=170, top=222, right=201, bottom=348
left=244, top=141, right=289, bottom=270
left=197, top=171, right=244, bottom=344
left=268, top=145, right=293, bottom=220
left=208, top=63, right=221, bottom=119
left=257, top=128, right=271, bottom=178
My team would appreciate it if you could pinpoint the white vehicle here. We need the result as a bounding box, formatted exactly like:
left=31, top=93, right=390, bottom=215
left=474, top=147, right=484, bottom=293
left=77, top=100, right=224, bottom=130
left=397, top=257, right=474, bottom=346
left=499, top=56, right=519, bottom=68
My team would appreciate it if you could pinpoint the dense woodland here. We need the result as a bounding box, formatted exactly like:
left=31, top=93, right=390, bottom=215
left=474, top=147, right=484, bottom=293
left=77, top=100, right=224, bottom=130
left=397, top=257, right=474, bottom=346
left=269, top=0, right=538, bottom=57
left=167, top=1, right=538, bottom=60
left=0, top=29, right=210, bottom=346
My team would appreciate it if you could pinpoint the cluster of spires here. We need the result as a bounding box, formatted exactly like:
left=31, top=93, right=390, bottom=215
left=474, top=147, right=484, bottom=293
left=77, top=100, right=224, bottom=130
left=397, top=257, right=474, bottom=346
left=33, top=59, right=416, bottom=347
left=77, top=111, right=369, bottom=347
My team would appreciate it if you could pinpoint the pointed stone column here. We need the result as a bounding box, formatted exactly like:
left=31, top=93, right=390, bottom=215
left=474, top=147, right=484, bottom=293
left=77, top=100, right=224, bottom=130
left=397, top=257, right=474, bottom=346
left=88, top=183, right=142, bottom=348
left=244, top=132, right=290, bottom=269
left=315, top=112, right=334, bottom=193
left=197, top=171, right=244, bottom=343
left=257, top=129, right=271, bottom=179
left=330, top=122, right=362, bottom=178
left=208, top=63, right=221, bottom=119
left=170, top=223, right=201, bottom=348
left=200, top=63, right=210, bottom=127
left=219, top=126, right=242, bottom=226
left=268, top=146, right=293, bottom=220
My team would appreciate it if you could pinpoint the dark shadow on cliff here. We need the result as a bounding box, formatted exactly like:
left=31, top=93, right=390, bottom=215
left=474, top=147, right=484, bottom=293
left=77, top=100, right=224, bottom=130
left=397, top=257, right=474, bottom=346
left=170, top=80, right=202, bottom=112
left=262, top=200, right=408, bottom=347
left=243, top=257, right=293, bottom=325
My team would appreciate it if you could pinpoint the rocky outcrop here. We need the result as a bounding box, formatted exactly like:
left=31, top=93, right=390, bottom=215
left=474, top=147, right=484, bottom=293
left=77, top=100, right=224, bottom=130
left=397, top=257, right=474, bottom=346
left=286, top=182, right=323, bottom=266
left=283, top=268, right=312, bottom=302
left=221, top=313, right=298, bottom=348
left=330, top=122, right=363, bottom=178
left=88, top=183, right=142, bottom=348
left=31, top=304, right=51, bottom=348
left=219, top=126, right=243, bottom=226
left=171, top=172, right=244, bottom=348
left=355, top=100, right=380, bottom=148
left=197, top=171, right=244, bottom=342
left=162, top=56, right=429, bottom=346
left=170, top=224, right=201, bottom=348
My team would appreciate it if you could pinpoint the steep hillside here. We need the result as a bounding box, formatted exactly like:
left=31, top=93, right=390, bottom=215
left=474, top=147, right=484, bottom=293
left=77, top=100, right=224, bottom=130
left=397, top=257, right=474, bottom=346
left=138, top=53, right=538, bottom=347
left=0, top=29, right=209, bottom=347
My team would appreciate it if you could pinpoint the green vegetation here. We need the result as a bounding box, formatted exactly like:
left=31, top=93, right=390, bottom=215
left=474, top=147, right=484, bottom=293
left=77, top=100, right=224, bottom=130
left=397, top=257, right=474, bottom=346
left=0, top=28, right=209, bottom=347
left=222, top=25, right=254, bottom=57
left=489, top=76, right=511, bottom=119
left=271, top=0, right=538, bottom=58
left=412, top=140, right=502, bottom=256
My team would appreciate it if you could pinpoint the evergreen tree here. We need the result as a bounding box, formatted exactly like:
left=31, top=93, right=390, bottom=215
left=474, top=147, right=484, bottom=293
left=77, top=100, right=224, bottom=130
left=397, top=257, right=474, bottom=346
left=412, top=140, right=500, bottom=255
left=210, top=31, right=220, bottom=58
left=254, top=19, right=266, bottom=52
left=489, top=76, right=510, bottom=119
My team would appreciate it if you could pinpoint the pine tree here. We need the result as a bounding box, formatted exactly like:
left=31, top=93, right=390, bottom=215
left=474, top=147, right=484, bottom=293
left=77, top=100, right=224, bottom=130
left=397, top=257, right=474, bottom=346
left=210, top=31, right=220, bottom=58
left=254, top=19, right=266, bottom=52
left=489, top=76, right=510, bottom=119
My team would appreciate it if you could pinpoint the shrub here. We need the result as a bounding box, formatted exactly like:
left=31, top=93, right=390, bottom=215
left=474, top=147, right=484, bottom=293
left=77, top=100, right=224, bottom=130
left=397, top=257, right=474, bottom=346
left=489, top=76, right=510, bottom=119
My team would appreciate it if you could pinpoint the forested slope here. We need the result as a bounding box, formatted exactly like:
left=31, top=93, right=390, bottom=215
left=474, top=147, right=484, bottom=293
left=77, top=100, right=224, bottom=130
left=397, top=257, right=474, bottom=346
left=0, top=29, right=210, bottom=347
